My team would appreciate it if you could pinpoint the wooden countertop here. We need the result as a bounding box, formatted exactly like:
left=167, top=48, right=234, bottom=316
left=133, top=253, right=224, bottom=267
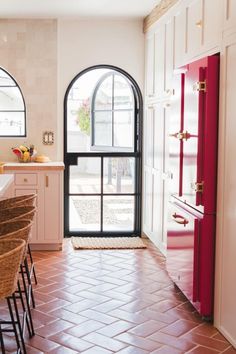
left=0, top=174, right=14, bottom=197
left=3, top=162, right=65, bottom=171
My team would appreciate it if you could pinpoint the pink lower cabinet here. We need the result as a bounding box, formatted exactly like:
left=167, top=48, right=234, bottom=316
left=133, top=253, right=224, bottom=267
left=4, top=163, right=64, bottom=250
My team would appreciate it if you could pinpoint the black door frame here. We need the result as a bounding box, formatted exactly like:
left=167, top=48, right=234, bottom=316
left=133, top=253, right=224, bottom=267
left=64, top=64, right=143, bottom=237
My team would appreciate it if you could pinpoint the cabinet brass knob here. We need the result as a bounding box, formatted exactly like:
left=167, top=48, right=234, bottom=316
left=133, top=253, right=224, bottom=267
left=195, top=20, right=202, bottom=28
left=23, top=178, right=28, bottom=182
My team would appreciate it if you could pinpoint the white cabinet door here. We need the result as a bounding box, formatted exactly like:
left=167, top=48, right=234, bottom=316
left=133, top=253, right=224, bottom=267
left=44, top=172, right=62, bottom=243
left=144, top=106, right=154, bottom=168
left=216, top=38, right=236, bottom=347
left=224, top=0, right=236, bottom=32
left=151, top=169, right=164, bottom=248
left=153, top=104, right=164, bottom=171
left=15, top=188, right=38, bottom=243
left=165, top=18, right=174, bottom=96
left=186, top=0, right=202, bottom=59
left=202, top=0, right=221, bottom=51
left=154, top=25, right=165, bottom=99
left=143, top=167, right=153, bottom=235
left=174, top=7, right=187, bottom=68
left=145, top=33, right=155, bottom=99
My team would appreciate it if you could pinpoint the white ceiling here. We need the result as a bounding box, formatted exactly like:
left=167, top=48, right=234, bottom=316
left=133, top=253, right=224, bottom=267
left=0, top=0, right=159, bottom=19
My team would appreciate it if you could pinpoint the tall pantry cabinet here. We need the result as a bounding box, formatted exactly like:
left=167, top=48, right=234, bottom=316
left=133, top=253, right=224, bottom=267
left=143, top=0, right=236, bottom=347
left=143, top=19, right=173, bottom=255
left=214, top=1, right=236, bottom=348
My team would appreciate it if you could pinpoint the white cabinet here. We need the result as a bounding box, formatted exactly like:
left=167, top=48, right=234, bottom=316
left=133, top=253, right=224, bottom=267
left=185, top=0, right=221, bottom=60
left=202, top=0, right=221, bottom=51
left=154, top=25, right=165, bottom=99
left=174, top=7, right=186, bottom=68
left=186, top=0, right=202, bottom=58
left=214, top=34, right=236, bottom=348
left=223, top=0, right=236, bottom=33
left=165, top=18, right=174, bottom=95
left=44, top=172, right=62, bottom=243
left=145, top=33, right=155, bottom=99
left=4, top=163, right=64, bottom=250
left=143, top=103, right=169, bottom=254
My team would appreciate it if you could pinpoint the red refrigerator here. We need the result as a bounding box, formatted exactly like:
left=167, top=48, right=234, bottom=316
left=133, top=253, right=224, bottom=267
left=167, top=55, right=219, bottom=319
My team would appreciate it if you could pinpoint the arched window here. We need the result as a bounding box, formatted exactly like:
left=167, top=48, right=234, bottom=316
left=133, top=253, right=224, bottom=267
left=0, top=67, right=26, bottom=137
left=91, top=72, right=134, bottom=151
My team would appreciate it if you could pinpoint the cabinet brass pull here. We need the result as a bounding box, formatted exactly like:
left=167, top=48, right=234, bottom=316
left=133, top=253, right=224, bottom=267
left=45, top=175, right=49, bottom=188
left=23, top=178, right=28, bottom=182
left=195, top=20, right=202, bottom=28
left=172, top=213, right=189, bottom=226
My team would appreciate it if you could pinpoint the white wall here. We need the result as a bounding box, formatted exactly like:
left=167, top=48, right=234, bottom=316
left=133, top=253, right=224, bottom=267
left=0, top=18, right=144, bottom=162
left=57, top=18, right=144, bottom=159
left=0, top=19, right=58, bottom=162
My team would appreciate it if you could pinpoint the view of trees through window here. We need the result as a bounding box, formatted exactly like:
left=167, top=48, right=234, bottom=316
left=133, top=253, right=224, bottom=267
left=66, top=68, right=134, bottom=153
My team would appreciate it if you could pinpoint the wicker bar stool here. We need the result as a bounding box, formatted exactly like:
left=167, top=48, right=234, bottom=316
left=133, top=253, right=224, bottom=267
left=0, top=220, right=35, bottom=338
left=0, top=239, right=26, bottom=354
left=0, top=201, right=38, bottom=287
left=0, top=194, right=36, bottom=209
left=0, top=206, right=37, bottom=308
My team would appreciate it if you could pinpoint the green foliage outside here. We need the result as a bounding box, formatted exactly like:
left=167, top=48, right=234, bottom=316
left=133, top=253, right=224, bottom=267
left=77, top=99, right=90, bottom=135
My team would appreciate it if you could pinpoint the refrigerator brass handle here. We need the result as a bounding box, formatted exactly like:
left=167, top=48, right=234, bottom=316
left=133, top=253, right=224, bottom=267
left=169, top=131, right=191, bottom=141
left=191, top=181, right=204, bottom=193
left=172, top=213, right=189, bottom=226
left=45, top=175, right=49, bottom=188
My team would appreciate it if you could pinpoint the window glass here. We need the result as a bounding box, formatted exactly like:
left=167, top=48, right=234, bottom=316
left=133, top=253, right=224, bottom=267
left=0, top=68, right=26, bottom=137
left=94, top=75, right=112, bottom=111
left=94, top=111, right=112, bottom=146
left=114, top=75, right=133, bottom=110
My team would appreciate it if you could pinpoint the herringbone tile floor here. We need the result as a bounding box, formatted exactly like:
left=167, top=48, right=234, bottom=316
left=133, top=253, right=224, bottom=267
left=2, top=239, right=236, bottom=353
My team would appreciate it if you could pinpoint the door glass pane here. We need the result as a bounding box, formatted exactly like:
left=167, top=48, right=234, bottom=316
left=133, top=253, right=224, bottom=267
left=0, top=112, right=25, bottom=136
left=69, top=158, right=101, bottom=194
left=103, top=157, right=135, bottom=194
left=69, top=196, right=100, bottom=231
left=94, top=75, right=112, bottom=110
left=94, top=111, right=112, bottom=146
left=103, top=196, right=134, bottom=231
left=114, top=75, right=133, bottom=109
left=114, top=111, right=134, bottom=148
left=66, top=68, right=111, bottom=153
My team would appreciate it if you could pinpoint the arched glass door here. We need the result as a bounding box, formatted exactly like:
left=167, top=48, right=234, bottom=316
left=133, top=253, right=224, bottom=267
left=64, top=65, right=142, bottom=237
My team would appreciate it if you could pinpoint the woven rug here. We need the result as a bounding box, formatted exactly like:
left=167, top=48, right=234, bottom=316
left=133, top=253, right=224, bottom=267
left=71, top=237, right=147, bottom=250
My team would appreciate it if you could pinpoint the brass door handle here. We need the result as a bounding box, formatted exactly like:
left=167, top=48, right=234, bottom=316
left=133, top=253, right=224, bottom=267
left=172, top=213, right=189, bottom=226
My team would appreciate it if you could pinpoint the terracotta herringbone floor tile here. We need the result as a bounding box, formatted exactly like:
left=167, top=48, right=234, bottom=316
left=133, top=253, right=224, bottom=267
left=2, top=238, right=235, bottom=353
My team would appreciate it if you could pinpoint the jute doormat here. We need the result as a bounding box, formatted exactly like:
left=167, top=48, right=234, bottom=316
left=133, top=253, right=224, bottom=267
left=71, top=237, right=147, bottom=250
